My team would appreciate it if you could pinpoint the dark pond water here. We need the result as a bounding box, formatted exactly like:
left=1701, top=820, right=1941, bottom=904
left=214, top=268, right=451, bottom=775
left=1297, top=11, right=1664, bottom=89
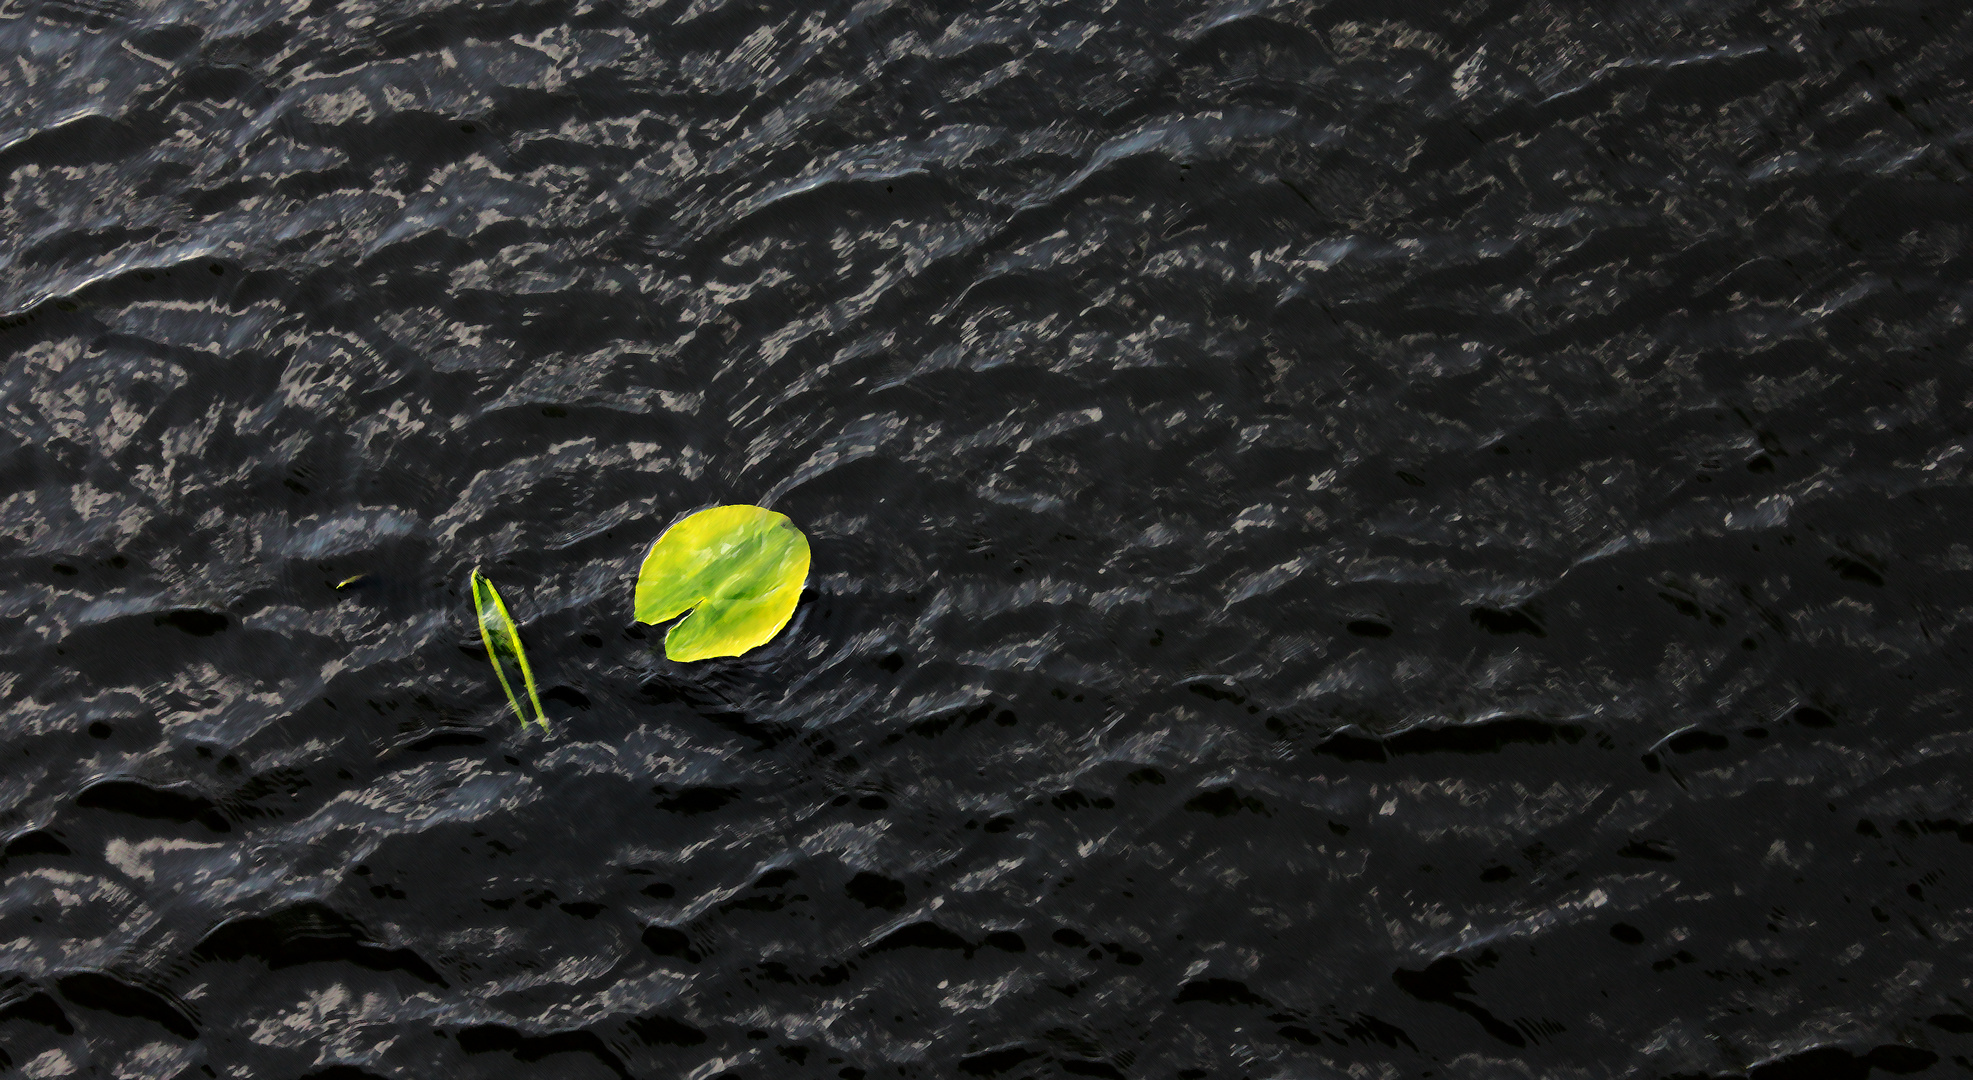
left=3, top=0, right=1973, bottom=1077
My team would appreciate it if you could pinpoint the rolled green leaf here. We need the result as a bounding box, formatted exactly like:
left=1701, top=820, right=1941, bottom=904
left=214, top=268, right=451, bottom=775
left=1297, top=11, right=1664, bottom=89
left=634, top=504, right=810, bottom=662
left=470, top=567, right=548, bottom=732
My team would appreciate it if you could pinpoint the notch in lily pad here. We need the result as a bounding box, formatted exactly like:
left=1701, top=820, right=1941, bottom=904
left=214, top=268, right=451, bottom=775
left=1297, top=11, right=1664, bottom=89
left=470, top=567, right=548, bottom=732
left=634, top=504, right=810, bottom=662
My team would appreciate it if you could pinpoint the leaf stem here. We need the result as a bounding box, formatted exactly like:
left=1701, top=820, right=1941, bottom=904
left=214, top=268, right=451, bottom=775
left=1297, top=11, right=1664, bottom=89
left=471, top=567, right=550, bottom=732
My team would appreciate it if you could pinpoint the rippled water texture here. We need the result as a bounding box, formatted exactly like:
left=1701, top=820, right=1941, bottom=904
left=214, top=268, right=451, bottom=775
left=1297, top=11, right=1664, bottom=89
left=4, top=0, right=1973, bottom=1076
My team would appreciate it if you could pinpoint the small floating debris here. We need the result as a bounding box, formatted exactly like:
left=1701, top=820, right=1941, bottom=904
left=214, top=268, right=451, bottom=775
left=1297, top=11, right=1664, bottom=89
left=634, top=504, right=810, bottom=662
left=470, top=567, right=548, bottom=732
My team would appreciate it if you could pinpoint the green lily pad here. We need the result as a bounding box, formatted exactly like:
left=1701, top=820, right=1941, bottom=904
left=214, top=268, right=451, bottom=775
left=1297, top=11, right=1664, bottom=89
left=470, top=567, right=548, bottom=732
left=634, top=504, right=810, bottom=662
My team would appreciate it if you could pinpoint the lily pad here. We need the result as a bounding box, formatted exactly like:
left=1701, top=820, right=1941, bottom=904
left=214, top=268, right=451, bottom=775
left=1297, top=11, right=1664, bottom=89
left=470, top=567, right=548, bottom=732
left=634, top=504, right=810, bottom=662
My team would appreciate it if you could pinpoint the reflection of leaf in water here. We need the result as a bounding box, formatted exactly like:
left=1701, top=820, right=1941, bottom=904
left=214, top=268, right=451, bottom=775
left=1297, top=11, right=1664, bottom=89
left=634, top=505, right=810, bottom=662
left=470, top=568, right=547, bottom=732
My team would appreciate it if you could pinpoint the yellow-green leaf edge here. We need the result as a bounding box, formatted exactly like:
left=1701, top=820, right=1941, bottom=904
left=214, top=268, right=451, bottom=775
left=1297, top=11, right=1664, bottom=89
left=633, top=504, right=810, bottom=662
left=470, top=567, right=548, bottom=732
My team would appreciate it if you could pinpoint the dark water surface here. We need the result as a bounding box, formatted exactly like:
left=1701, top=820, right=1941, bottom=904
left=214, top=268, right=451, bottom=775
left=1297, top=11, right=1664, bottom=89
left=4, top=0, right=1973, bottom=1076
